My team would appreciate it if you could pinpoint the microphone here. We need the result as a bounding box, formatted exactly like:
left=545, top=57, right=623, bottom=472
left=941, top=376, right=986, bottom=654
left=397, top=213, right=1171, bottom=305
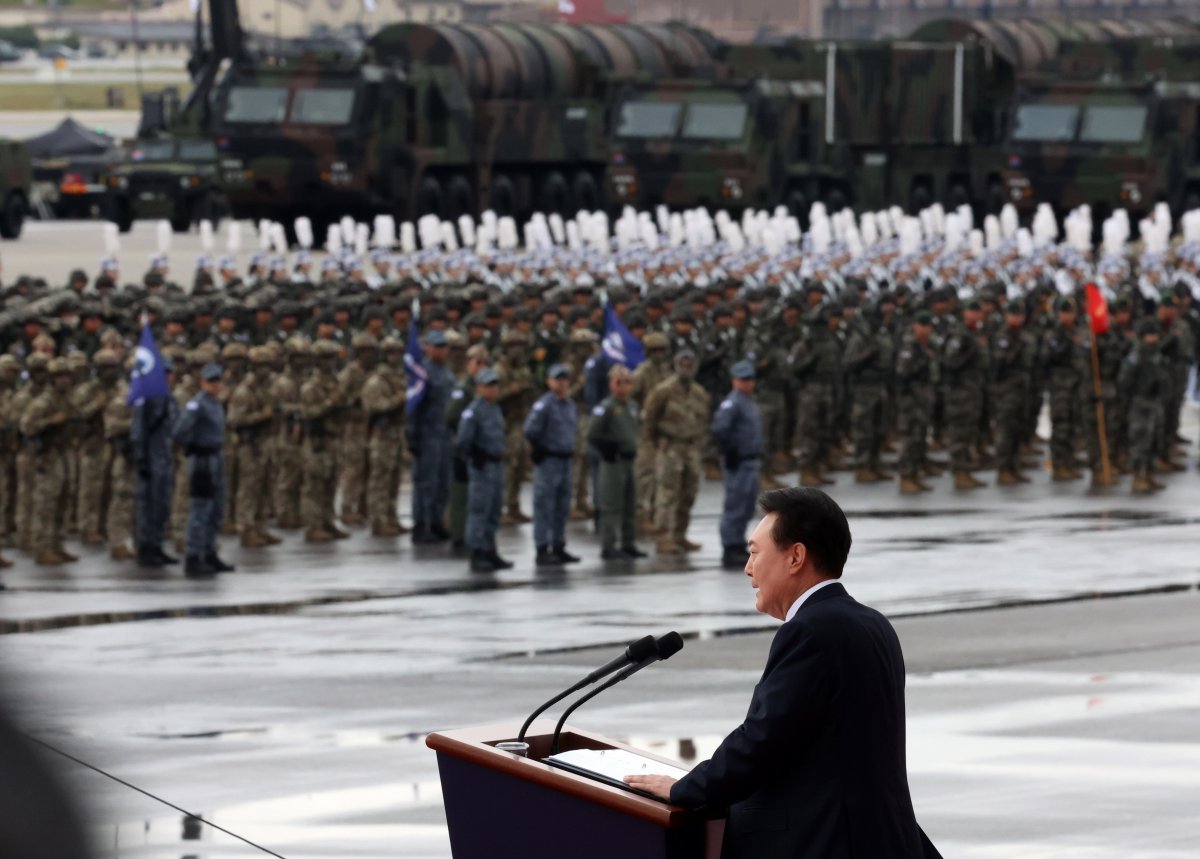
left=549, top=632, right=684, bottom=755
left=517, top=635, right=659, bottom=743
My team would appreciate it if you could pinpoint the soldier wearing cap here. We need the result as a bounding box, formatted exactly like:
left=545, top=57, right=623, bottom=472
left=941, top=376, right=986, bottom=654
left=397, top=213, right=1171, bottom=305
left=361, top=337, right=408, bottom=537
left=565, top=328, right=598, bottom=522
left=227, top=346, right=280, bottom=548
left=941, top=299, right=989, bottom=490
left=895, top=310, right=938, bottom=494
left=711, top=360, right=763, bottom=569
left=12, top=354, right=51, bottom=553
left=991, top=299, right=1033, bottom=486
left=1121, top=318, right=1168, bottom=493
left=524, top=363, right=579, bottom=566
left=587, top=364, right=645, bottom=561
left=844, top=296, right=895, bottom=484
left=102, top=356, right=137, bottom=561
left=629, top=330, right=672, bottom=535
left=271, top=337, right=310, bottom=530
left=72, top=348, right=122, bottom=545
left=337, top=332, right=380, bottom=527
left=1156, top=290, right=1194, bottom=467
left=20, top=358, right=77, bottom=565
left=410, top=328, right=455, bottom=543
left=219, top=341, right=249, bottom=532
left=1043, top=296, right=1085, bottom=481
left=170, top=344, right=212, bottom=549
left=0, top=355, right=22, bottom=556
left=446, top=343, right=491, bottom=548
left=790, top=304, right=841, bottom=488
left=299, top=340, right=348, bottom=542
left=131, top=353, right=180, bottom=567
left=457, top=367, right=511, bottom=573
left=495, top=328, right=536, bottom=525
left=174, top=362, right=235, bottom=576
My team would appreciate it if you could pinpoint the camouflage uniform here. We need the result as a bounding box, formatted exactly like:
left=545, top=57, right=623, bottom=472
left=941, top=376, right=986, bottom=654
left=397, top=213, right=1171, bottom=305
left=20, top=359, right=75, bottom=565
left=227, top=347, right=278, bottom=547
left=0, top=356, right=21, bottom=543
left=843, top=313, right=894, bottom=479
left=14, top=355, right=50, bottom=553
left=270, top=339, right=309, bottom=529
left=1043, top=314, right=1085, bottom=476
left=790, top=311, right=841, bottom=484
left=218, top=342, right=249, bottom=533
left=362, top=339, right=407, bottom=536
left=643, top=372, right=710, bottom=552
left=629, top=333, right=671, bottom=532
left=337, top=333, right=379, bottom=526
left=71, top=351, right=120, bottom=544
left=171, top=349, right=206, bottom=549
left=894, top=328, right=937, bottom=490
left=566, top=331, right=598, bottom=519
left=587, top=390, right=640, bottom=556
left=494, top=330, right=536, bottom=522
left=299, top=340, right=346, bottom=542
left=63, top=350, right=89, bottom=536
left=990, top=319, right=1032, bottom=480
left=103, top=378, right=136, bottom=559
left=940, top=317, right=988, bottom=484
left=1119, top=328, right=1167, bottom=489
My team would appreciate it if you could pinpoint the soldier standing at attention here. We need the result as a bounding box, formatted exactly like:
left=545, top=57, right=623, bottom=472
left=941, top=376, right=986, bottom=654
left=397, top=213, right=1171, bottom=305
left=844, top=300, right=894, bottom=483
left=173, top=363, right=234, bottom=577
left=524, top=363, right=579, bottom=567
left=362, top=337, right=408, bottom=537
left=566, top=329, right=599, bottom=522
left=446, top=344, right=491, bottom=549
left=588, top=365, right=645, bottom=561
left=132, top=356, right=180, bottom=568
left=895, top=311, right=938, bottom=494
left=14, top=354, right=51, bottom=554
left=299, top=340, right=348, bottom=543
left=643, top=350, right=711, bottom=555
left=941, top=300, right=989, bottom=490
left=1044, top=297, right=1085, bottom=481
left=218, top=342, right=249, bottom=535
left=337, top=333, right=379, bottom=527
left=21, top=359, right=76, bottom=566
left=103, top=367, right=136, bottom=561
left=227, top=346, right=280, bottom=548
left=457, top=368, right=511, bottom=573
left=630, top=331, right=672, bottom=536
left=791, top=305, right=841, bottom=488
left=73, top=349, right=121, bottom=546
left=0, top=355, right=21, bottom=561
left=410, top=329, right=455, bottom=544
left=1121, top=318, right=1168, bottom=494
left=495, top=329, right=536, bottom=525
left=991, top=300, right=1033, bottom=486
left=711, top=361, right=763, bottom=570
left=271, top=338, right=309, bottom=530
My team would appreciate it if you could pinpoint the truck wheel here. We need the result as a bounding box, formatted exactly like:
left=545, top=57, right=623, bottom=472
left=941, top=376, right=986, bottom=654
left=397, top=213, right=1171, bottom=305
left=0, top=193, right=25, bottom=239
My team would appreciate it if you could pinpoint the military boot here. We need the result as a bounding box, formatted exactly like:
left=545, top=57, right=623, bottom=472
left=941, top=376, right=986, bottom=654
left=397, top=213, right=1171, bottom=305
left=569, top=505, right=593, bottom=522
left=872, top=468, right=894, bottom=481
left=240, top=532, right=269, bottom=549
left=57, top=547, right=79, bottom=562
left=304, top=527, right=336, bottom=543
left=137, top=545, right=166, bottom=568
left=535, top=545, right=560, bottom=567
left=1155, top=458, right=1185, bottom=473
left=340, top=511, right=366, bottom=526
left=330, top=526, right=352, bottom=540
left=470, top=550, right=497, bottom=574
left=759, top=473, right=786, bottom=490
left=953, top=471, right=985, bottom=490
left=703, top=462, right=723, bottom=481
left=219, top=521, right=239, bottom=536
left=996, top=470, right=1022, bottom=487
left=921, top=460, right=946, bottom=478
left=799, top=468, right=825, bottom=488
left=488, top=551, right=514, bottom=570
left=0, top=555, right=11, bottom=570
left=371, top=522, right=402, bottom=538
left=681, top=538, right=702, bottom=551
left=259, top=530, right=283, bottom=545
left=34, top=549, right=63, bottom=566
left=854, top=468, right=878, bottom=484
left=206, top=553, right=236, bottom=573
left=110, top=545, right=137, bottom=561
left=1148, top=473, right=1167, bottom=490
left=1090, top=471, right=1118, bottom=488
left=655, top=538, right=684, bottom=555
left=898, top=476, right=926, bottom=495
left=1131, top=472, right=1154, bottom=494
left=81, top=531, right=105, bottom=546
left=184, top=555, right=215, bottom=577
left=509, top=507, right=532, bottom=525
left=1052, top=465, right=1082, bottom=481
left=553, top=544, right=581, bottom=564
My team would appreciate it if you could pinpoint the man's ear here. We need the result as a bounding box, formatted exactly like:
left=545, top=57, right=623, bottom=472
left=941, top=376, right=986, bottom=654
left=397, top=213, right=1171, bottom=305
left=789, top=541, right=807, bottom=573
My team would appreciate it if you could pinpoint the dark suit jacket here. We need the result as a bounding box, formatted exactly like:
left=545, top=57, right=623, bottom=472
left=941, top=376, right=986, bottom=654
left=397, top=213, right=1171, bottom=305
left=670, top=582, right=941, bottom=859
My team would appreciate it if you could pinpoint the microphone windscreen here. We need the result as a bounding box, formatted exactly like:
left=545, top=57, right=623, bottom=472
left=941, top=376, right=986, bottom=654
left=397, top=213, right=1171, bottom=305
left=626, top=635, right=659, bottom=663
left=656, top=632, right=685, bottom=660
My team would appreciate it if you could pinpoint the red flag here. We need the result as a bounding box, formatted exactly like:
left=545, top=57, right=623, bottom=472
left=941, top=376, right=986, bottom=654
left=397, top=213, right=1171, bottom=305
left=1085, top=282, right=1109, bottom=334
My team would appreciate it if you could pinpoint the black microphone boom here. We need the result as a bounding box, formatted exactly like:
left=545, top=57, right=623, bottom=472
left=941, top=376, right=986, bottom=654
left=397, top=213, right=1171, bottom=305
left=516, top=635, right=659, bottom=742
left=550, top=632, right=684, bottom=755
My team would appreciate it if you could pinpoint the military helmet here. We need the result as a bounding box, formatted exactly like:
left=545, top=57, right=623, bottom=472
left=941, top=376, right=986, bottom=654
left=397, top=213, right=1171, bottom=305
left=502, top=329, right=529, bottom=345
left=285, top=337, right=312, bottom=356
left=248, top=346, right=272, bottom=364
left=1135, top=317, right=1160, bottom=337
left=351, top=332, right=379, bottom=350
left=570, top=328, right=598, bottom=344
left=0, top=354, right=21, bottom=373
left=27, top=353, right=50, bottom=371
left=221, top=342, right=249, bottom=359
left=312, top=339, right=341, bottom=357
left=48, top=357, right=71, bottom=375
left=66, top=351, right=89, bottom=370
left=380, top=336, right=404, bottom=352
left=444, top=329, right=466, bottom=347
left=93, top=349, right=120, bottom=367
left=643, top=331, right=669, bottom=350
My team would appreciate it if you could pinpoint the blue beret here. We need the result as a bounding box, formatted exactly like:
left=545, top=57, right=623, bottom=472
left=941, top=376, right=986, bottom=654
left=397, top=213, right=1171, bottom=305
left=548, top=363, right=570, bottom=379
left=424, top=329, right=448, bottom=346
left=731, top=360, right=756, bottom=380
left=475, top=367, right=500, bottom=386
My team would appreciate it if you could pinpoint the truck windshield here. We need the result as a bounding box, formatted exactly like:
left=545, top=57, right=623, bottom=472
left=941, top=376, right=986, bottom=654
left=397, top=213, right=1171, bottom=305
left=179, top=140, right=217, bottom=160
left=290, top=88, right=356, bottom=125
left=1080, top=105, right=1147, bottom=143
left=682, top=103, right=748, bottom=141
left=132, top=141, right=174, bottom=161
left=617, top=102, right=682, bottom=138
left=224, top=86, right=289, bottom=124
left=1012, top=104, right=1079, bottom=142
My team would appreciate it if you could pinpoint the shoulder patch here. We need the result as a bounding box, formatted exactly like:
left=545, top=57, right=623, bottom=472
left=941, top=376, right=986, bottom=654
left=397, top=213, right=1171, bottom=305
left=186, top=400, right=200, bottom=411
left=462, top=408, right=474, bottom=420
left=592, top=405, right=605, bottom=416
left=451, top=389, right=464, bottom=399
left=532, top=401, right=544, bottom=412
left=720, top=399, right=734, bottom=410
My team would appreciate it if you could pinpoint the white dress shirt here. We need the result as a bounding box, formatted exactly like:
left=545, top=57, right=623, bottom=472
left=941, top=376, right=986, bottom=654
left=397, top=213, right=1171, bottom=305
left=784, top=579, right=840, bottom=623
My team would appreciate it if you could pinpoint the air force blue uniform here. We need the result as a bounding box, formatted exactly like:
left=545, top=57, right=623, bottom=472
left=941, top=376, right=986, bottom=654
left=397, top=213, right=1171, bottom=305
left=132, top=394, right=179, bottom=552
left=711, top=389, right=763, bottom=553
left=457, top=396, right=506, bottom=554
left=411, top=362, right=454, bottom=533
left=173, top=390, right=226, bottom=560
left=524, top=391, right=577, bottom=550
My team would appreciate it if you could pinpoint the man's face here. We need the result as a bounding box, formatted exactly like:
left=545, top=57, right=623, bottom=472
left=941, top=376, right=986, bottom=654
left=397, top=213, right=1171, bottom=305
left=479, top=381, right=499, bottom=403
left=201, top=378, right=222, bottom=397
left=733, top=378, right=755, bottom=395
left=745, top=513, right=801, bottom=621
left=609, top=374, right=631, bottom=400
left=675, top=357, right=696, bottom=382
left=53, top=374, right=72, bottom=393
left=913, top=322, right=932, bottom=345
left=548, top=376, right=569, bottom=397
left=1005, top=312, right=1024, bottom=330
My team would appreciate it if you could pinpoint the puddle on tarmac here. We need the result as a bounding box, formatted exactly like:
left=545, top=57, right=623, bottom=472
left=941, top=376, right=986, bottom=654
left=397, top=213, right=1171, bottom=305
left=143, top=726, right=429, bottom=747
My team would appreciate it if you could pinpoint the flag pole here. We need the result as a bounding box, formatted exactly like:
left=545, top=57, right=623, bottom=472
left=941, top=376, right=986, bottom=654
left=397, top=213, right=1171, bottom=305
left=1088, top=320, right=1112, bottom=486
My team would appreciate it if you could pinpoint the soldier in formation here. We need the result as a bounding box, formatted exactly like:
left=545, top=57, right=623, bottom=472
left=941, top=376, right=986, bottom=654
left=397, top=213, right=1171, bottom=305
left=0, top=199, right=1198, bottom=574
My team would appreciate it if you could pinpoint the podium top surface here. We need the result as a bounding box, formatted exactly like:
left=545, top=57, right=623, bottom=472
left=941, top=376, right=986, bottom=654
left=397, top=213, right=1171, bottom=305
left=426, top=720, right=700, bottom=829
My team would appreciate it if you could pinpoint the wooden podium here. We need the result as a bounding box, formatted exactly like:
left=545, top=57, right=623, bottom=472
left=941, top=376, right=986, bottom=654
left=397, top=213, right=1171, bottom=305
left=427, top=720, right=723, bottom=859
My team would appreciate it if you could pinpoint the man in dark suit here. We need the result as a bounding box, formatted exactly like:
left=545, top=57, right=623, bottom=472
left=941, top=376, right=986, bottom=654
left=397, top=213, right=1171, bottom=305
left=625, top=487, right=940, bottom=859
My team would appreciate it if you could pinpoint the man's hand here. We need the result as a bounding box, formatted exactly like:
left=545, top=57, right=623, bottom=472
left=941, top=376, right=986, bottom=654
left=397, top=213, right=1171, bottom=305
left=623, top=774, right=677, bottom=801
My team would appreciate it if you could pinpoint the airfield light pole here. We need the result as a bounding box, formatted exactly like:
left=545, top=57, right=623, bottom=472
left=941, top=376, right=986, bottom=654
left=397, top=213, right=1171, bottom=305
left=129, top=0, right=145, bottom=100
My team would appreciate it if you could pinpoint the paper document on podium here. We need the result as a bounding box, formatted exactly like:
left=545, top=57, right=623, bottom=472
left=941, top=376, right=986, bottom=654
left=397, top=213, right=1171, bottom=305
left=545, top=748, right=689, bottom=792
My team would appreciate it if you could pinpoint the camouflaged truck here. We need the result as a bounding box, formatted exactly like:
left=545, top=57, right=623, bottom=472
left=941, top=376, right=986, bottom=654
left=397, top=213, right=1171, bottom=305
left=0, top=137, right=32, bottom=240
left=608, top=36, right=1011, bottom=222
left=214, top=22, right=716, bottom=235
left=106, top=126, right=226, bottom=234
left=914, top=18, right=1200, bottom=222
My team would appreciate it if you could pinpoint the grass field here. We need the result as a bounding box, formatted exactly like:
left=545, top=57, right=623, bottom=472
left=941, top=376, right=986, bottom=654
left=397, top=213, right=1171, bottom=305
left=0, top=81, right=189, bottom=110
